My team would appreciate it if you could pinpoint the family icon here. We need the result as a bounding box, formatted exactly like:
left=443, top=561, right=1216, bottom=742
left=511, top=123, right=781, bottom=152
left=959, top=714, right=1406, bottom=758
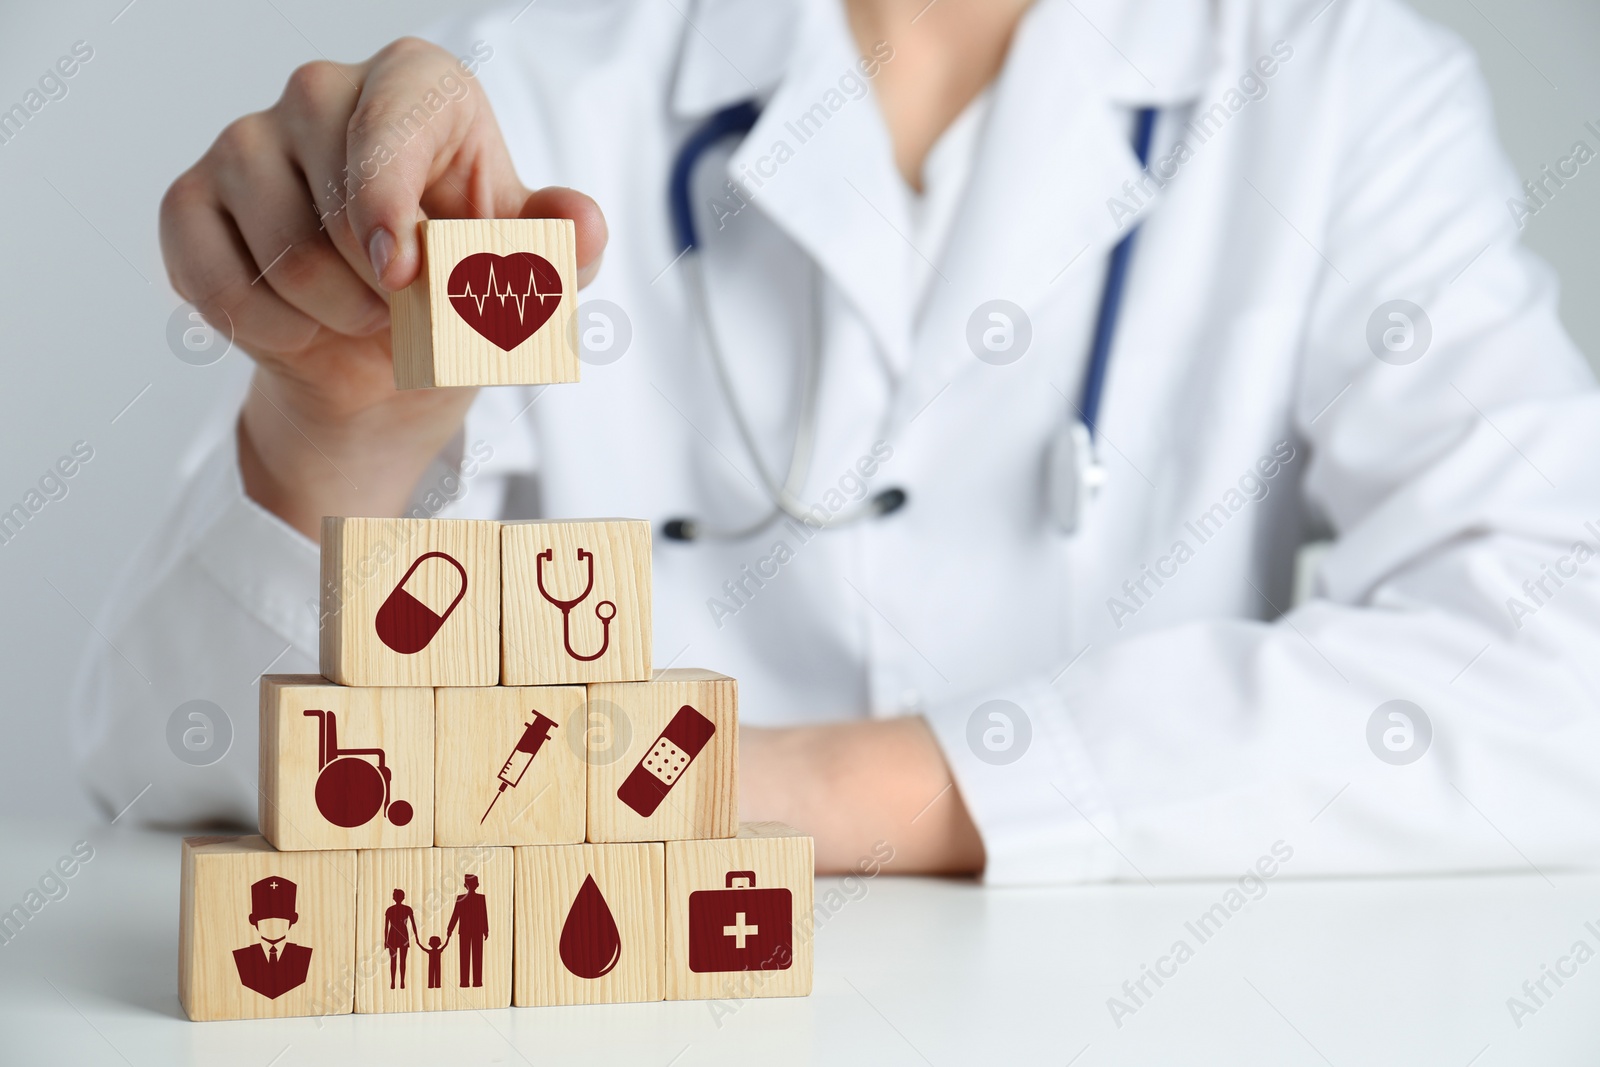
left=380, top=876, right=491, bottom=990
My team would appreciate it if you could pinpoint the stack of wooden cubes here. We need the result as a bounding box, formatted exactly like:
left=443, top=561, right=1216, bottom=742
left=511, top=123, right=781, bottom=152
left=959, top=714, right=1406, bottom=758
left=178, top=515, right=814, bottom=1020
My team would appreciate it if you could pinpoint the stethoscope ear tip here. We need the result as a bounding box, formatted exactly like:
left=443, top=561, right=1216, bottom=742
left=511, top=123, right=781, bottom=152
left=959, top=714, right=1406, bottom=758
left=662, top=518, right=698, bottom=542
left=871, top=487, right=908, bottom=518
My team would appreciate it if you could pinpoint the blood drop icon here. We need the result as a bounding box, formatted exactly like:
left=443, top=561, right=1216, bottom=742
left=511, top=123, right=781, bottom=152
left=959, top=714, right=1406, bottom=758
left=375, top=551, right=468, bottom=654
left=559, top=875, right=621, bottom=979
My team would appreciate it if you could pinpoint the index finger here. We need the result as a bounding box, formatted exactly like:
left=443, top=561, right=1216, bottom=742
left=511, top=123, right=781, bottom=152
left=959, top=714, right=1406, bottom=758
left=343, top=38, right=519, bottom=290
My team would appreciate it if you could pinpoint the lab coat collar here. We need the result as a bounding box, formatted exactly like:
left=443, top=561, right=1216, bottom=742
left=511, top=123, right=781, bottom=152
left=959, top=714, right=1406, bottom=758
left=721, top=0, right=918, bottom=370
left=668, top=0, right=1217, bottom=117
left=895, top=0, right=1218, bottom=423
left=669, top=0, right=797, bottom=116
left=1052, top=0, right=1217, bottom=105
left=668, top=0, right=1219, bottom=381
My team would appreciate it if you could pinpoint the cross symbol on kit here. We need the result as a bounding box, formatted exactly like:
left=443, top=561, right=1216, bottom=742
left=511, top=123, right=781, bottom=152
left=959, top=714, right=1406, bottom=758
left=723, top=912, right=758, bottom=949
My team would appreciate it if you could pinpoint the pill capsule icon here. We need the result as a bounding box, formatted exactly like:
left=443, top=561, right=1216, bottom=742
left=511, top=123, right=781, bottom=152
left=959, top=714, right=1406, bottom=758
left=375, top=551, right=468, bottom=654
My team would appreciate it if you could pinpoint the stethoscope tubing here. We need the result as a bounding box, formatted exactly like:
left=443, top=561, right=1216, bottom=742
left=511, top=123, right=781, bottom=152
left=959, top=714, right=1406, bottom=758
left=535, top=548, right=615, bottom=661
left=1079, top=106, right=1157, bottom=437
left=664, top=100, right=1156, bottom=541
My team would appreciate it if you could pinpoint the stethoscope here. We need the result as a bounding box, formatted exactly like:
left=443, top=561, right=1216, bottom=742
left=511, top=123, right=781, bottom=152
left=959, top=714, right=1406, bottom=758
left=662, top=100, right=1156, bottom=541
left=536, top=547, right=614, bottom=661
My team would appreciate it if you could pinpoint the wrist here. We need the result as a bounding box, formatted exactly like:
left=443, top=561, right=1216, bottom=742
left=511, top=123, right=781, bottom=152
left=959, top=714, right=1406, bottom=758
left=737, top=725, right=807, bottom=825
left=237, top=368, right=475, bottom=539
left=741, top=718, right=985, bottom=876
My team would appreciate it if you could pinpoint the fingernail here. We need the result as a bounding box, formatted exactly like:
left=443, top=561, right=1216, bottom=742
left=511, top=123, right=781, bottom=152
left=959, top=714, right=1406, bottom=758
left=368, top=227, right=396, bottom=282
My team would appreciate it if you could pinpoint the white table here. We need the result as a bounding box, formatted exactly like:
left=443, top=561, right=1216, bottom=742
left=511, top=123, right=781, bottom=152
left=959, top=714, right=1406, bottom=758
left=1, top=819, right=1597, bottom=1066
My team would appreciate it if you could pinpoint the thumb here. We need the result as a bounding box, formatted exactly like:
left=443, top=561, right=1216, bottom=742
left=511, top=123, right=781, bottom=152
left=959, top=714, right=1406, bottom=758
left=518, top=186, right=609, bottom=288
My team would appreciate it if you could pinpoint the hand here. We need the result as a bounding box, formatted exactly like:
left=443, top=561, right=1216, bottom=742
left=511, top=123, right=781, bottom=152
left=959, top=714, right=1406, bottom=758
left=159, top=38, right=607, bottom=539
left=739, top=718, right=985, bottom=876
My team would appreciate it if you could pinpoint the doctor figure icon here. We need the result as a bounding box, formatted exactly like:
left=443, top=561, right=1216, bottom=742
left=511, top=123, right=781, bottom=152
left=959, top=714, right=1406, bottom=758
left=445, top=874, right=490, bottom=988
left=232, top=876, right=313, bottom=1000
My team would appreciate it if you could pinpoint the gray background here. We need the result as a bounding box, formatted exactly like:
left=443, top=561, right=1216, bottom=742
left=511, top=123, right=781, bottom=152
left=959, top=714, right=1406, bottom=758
left=0, top=0, right=1595, bottom=821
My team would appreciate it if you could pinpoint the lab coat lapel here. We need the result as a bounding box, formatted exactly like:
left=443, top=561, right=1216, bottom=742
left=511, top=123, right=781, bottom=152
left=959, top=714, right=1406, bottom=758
left=664, top=0, right=1218, bottom=409
left=721, top=0, right=917, bottom=374
left=899, top=0, right=1216, bottom=426
left=669, top=0, right=798, bottom=116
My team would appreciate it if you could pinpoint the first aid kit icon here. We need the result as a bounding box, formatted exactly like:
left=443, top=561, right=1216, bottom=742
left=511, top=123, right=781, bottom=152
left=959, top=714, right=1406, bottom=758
left=687, top=871, right=793, bottom=973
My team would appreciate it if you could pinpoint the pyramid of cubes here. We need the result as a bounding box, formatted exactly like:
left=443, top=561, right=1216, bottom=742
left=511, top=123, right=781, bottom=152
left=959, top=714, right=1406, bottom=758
left=176, top=222, right=814, bottom=1022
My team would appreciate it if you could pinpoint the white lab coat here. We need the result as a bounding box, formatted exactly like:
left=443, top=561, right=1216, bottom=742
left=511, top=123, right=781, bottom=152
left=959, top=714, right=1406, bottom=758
left=73, top=0, right=1600, bottom=884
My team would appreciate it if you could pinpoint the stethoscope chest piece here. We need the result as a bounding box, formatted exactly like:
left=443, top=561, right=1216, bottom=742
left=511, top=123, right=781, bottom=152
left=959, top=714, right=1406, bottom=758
left=1048, top=421, right=1106, bottom=536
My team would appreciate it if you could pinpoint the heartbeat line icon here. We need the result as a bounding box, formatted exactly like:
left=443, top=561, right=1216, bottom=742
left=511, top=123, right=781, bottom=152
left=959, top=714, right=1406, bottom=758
left=446, top=251, right=564, bottom=352
left=448, top=260, right=559, bottom=322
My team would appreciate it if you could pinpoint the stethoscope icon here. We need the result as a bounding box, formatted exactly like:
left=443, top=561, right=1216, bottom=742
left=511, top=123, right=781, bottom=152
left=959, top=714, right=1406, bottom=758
left=536, top=548, right=615, bottom=662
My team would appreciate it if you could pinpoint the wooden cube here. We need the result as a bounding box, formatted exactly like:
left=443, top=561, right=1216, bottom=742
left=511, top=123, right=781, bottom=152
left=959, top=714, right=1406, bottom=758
left=665, top=823, right=814, bottom=1001
left=390, top=218, right=580, bottom=389
left=320, top=517, right=500, bottom=687
left=259, top=675, right=434, bottom=851
left=501, top=520, right=652, bottom=686
left=585, top=669, right=737, bottom=842
left=355, top=846, right=514, bottom=1013
left=512, top=842, right=664, bottom=1005
left=434, top=685, right=587, bottom=847
left=179, top=835, right=356, bottom=1021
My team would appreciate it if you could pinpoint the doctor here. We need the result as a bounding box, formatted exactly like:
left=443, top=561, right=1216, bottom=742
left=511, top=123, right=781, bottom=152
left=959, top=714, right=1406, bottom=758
left=75, top=0, right=1600, bottom=884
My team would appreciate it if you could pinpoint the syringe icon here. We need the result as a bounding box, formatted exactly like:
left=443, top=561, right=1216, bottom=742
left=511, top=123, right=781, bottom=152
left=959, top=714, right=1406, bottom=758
left=480, top=711, right=560, bottom=824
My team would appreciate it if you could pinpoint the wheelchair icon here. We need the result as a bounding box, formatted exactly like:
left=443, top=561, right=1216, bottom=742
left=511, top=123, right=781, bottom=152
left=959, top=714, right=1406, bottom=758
left=303, top=710, right=413, bottom=828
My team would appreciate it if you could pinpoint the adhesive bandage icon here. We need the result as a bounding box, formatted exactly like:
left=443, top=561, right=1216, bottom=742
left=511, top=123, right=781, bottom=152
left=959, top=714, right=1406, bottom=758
left=617, top=704, right=716, bottom=818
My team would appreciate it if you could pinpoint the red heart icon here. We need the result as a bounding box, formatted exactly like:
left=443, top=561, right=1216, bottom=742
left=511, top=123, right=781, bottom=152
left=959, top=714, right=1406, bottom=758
left=446, top=252, right=563, bottom=351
